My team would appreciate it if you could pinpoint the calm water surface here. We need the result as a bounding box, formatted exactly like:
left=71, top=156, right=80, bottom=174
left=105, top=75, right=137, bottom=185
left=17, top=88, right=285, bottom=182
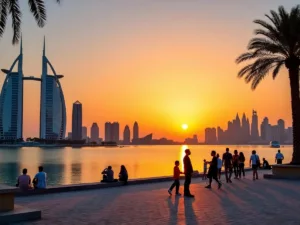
left=0, top=145, right=292, bottom=186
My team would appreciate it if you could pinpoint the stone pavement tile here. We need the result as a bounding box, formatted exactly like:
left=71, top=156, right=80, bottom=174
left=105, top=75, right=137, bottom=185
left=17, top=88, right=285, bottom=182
left=14, top=171, right=300, bottom=225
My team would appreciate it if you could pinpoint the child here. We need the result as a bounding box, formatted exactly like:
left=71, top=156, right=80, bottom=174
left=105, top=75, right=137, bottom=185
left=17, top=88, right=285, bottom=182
left=203, top=159, right=208, bottom=180
left=168, top=160, right=183, bottom=196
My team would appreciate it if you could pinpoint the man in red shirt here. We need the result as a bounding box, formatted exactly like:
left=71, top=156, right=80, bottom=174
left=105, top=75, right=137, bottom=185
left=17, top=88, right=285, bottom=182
left=168, top=160, right=183, bottom=195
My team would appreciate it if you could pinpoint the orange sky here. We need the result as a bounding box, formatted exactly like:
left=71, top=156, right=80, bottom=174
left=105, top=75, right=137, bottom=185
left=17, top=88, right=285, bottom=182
left=0, top=0, right=296, bottom=141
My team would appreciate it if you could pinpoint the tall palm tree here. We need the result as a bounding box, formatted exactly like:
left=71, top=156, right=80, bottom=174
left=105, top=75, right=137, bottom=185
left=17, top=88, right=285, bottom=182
left=0, top=0, right=60, bottom=44
left=236, top=5, right=300, bottom=164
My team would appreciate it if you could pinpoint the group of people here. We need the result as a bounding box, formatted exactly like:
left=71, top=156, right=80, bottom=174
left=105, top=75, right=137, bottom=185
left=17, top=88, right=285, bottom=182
left=101, top=165, right=128, bottom=185
left=168, top=148, right=285, bottom=197
left=16, top=166, right=47, bottom=191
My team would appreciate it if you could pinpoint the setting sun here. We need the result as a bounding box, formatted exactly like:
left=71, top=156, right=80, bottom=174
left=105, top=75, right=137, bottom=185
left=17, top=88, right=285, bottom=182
left=182, top=124, right=188, bottom=130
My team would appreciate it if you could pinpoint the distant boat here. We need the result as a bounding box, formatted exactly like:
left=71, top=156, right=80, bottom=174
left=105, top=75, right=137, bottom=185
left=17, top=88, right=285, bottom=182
left=270, top=141, right=280, bottom=148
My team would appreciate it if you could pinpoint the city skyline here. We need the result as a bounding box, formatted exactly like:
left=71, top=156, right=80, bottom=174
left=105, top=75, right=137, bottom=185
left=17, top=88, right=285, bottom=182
left=0, top=1, right=297, bottom=141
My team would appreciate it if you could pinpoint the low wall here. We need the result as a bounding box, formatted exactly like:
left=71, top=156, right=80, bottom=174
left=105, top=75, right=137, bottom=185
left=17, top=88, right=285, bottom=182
left=14, top=168, right=252, bottom=197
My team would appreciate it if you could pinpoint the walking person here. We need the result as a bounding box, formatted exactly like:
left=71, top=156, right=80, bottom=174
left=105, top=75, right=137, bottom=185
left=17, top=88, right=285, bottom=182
left=183, top=149, right=194, bottom=198
left=217, top=154, right=222, bottom=180
left=222, top=148, right=233, bottom=183
left=238, top=152, right=246, bottom=178
left=232, top=150, right=240, bottom=179
left=275, top=150, right=284, bottom=164
left=250, top=150, right=260, bottom=180
left=168, top=160, right=183, bottom=196
left=205, top=150, right=222, bottom=189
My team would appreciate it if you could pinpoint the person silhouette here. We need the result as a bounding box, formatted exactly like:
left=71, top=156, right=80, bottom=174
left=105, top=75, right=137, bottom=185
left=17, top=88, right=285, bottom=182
left=183, top=149, right=194, bottom=198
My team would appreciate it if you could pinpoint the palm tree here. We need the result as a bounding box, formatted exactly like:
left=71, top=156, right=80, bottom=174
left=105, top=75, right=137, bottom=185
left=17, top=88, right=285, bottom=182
left=0, top=0, right=60, bottom=44
left=236, top=5, right=300, bottom=165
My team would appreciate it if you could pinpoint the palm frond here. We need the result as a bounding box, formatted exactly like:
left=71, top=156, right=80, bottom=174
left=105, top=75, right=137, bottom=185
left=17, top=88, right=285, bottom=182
left=272, top=61, right=285, bottom=79
left=28, top=0, right=46, bottom=27
left=238, top=57, right=284, bottom=90
left=0, top=0, right=8, bottom=37
left=9, top=0, right=22, bottom=44
left=248, top=37, right=289, bottom=56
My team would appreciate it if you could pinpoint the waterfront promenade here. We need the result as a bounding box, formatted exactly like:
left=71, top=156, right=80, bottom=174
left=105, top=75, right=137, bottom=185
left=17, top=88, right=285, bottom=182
left=14, top=171, right=300, bottom=225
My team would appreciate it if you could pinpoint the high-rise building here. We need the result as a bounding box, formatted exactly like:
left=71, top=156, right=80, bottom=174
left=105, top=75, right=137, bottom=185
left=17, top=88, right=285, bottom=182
left=112, top=122, right=119, bottom=143
left=241, top=113, right=250, bottom=143
left=217, top=127, right=225, bottom=144
left=91, top=123, right=99, bottom=143
left=67, top=132, right=72, bottom=140
left=133, top=122, right=139, bottom=140
left=205, top=128, right=217, bottom=144
left=105, top=122, right=112, bottom=142
left=0, top=39, right=24, bottom=140
left=82, top=126, right=87, bottom=140
left=40, top=37, right=66, bottom=140
left=0, top=37, right=66, bottom=141
left=271, top=125, right=280, bottom=142
left=251, top=110, right=259, bottom=141
left=277, top=119, right=285, bottom=143
left=72, top=101, right=82, bottom=140
left=123, top=125, right=130, bottom=144
left=285, top=127, right=293, bottom=143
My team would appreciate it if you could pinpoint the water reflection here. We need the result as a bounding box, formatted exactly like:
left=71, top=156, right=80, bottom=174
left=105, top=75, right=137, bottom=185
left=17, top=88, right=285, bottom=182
left=0, top=145, right=293, bottom=186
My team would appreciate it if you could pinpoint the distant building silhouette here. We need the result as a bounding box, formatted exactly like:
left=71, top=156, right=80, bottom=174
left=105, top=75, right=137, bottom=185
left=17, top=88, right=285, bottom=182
left=123, top=125, right=130, bottom=145
left=104, top=122, right=119, bottom=143
left=132, top=133, right=152, bottom=145
left=91, top=123, right=99, bottom=143
left=184, top=135, right=198, bottom=145
left=72, top=101, right=82, bottom=140
left=251, top=110, right=259, bottom=141
left=82, top=126, right=87, bottom=140
left=260, top=117, right=271, bottom=142
left=133, top=122, right=139, bottom=141
left=285, top=127, right=293, bottom=143
left=205, top=128, right=217, bottom=144
left=67, top=132, right=72, bottom=140
left=277, top=119, right=285, bottom=143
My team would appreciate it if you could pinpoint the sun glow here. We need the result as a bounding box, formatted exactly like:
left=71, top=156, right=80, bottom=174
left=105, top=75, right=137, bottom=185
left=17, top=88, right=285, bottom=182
left=182, top=124, right=188, bottom=130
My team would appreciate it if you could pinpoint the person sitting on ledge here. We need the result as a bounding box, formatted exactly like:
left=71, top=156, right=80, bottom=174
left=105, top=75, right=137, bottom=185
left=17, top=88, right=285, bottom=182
left=262, top=158, right=272, bottom=170
left=119, top=165, right=128, bottom=185
left=101, top=166, right=118, bottom=183
left=16, top=168, right=32, bottom=191
left=33, top=166, right=47, bottom=189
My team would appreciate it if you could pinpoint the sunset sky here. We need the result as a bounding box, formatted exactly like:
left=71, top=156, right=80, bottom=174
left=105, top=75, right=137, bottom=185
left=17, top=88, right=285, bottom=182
left=0, top=0, right=298, bottom=141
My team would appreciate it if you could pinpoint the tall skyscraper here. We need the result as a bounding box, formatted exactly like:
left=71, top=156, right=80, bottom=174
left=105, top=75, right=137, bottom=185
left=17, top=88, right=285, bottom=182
left=112, top=122, right=120, bottom=143
left=104, top=122, right=119, bottom=143
left=91, top=123, right=99, bottom=143
left=0, top=38, right=24, bottom=140
left=82, top=126, right=87, bottom=140
left=241, top=113, right=250, bottom=143
left=251, top=110, right=259, bottom=141
left=105, top=122, right=112, bottom=142
left=72, top=101, right=82, bottom=140
left=205, top=128, right=217, bottom=144
left=133, top=122, right=139, bottom=140
left=277, top=119, right=285, bottom=143
left=123, top=125, right=130, bottom=144
left=261, top=117, right=270, bottom=141
left=39, top=37, right=66, bottom=140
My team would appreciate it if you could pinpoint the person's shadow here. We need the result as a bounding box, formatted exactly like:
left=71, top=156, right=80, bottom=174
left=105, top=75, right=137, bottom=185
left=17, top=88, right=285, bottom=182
left=167, top=196, right=180, bottom=225
left=184, top=197, right=198, bottom=225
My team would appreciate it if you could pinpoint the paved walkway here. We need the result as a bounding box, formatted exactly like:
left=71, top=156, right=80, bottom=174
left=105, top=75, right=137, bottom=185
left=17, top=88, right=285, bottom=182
left=15, top=171, right=300, bottom=225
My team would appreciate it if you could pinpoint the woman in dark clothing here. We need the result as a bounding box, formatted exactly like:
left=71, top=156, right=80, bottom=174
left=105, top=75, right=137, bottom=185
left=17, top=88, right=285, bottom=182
left=239, top=152, right=245, bottom=178
left=205, top=150, right=222, bottom=189
left=119, top=165, right=128, bottom=185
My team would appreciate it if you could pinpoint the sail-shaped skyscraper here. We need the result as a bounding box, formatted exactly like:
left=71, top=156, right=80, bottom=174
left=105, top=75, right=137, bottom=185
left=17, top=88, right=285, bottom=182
left=0, top=37, right=66, bottom=141
left=39, top=38, right=66, bottom=140
left=0, top=39, right=24, bottom=140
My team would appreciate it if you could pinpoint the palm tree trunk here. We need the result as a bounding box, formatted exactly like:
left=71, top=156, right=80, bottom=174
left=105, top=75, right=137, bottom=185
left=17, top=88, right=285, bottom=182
left=289, top=66, right=300, bottom=164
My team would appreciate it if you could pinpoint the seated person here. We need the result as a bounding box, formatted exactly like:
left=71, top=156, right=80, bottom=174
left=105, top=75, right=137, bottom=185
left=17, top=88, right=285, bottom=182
left=33, top=166, right=47, bottom=189
left=262, top=158, right=272, bottom=170
left=101, top=166, right=118, bottom=183
left=16, top=168, right=32, bottom=191
left=119, top=165, right=128, bottom=185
